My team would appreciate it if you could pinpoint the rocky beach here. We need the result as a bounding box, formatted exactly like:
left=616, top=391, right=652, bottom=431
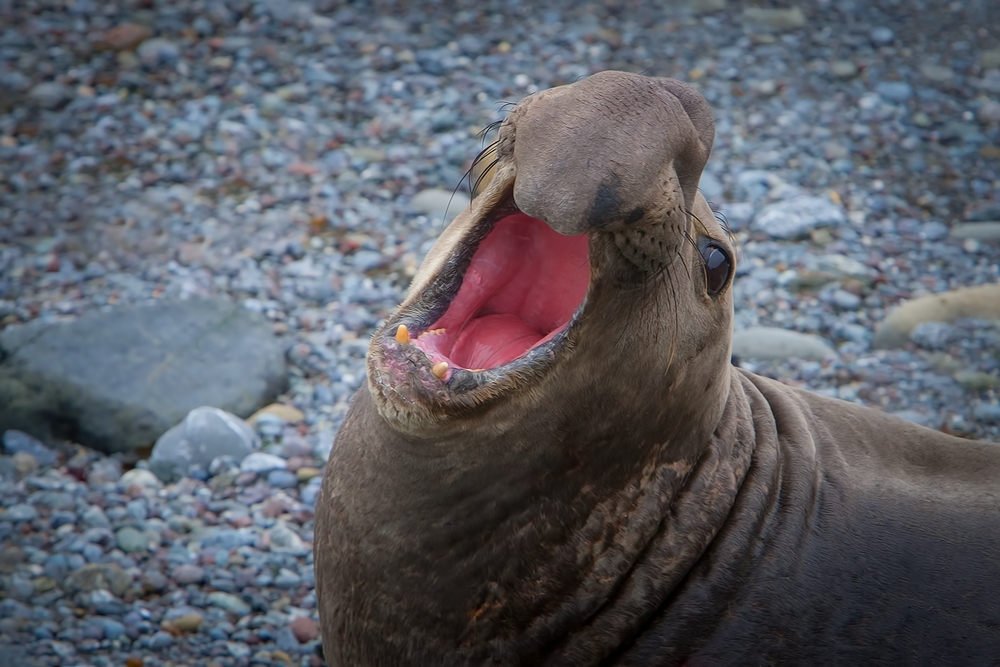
left=1, top=0, right=999, bottom=665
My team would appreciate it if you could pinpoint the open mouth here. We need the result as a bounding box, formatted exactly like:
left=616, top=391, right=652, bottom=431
left=394, top=208, right=590, bottom=385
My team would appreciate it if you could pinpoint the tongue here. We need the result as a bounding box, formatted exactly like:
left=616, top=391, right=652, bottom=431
left=449, top=314, right=542, bottom=369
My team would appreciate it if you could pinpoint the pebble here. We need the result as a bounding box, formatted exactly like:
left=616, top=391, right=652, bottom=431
left=2, top=430, right=58, bottom=467
left=116, top=526, right=155, bottom=553
left=241, top=452, right=288, bottom=473
left=829, top=60, right=858, bottom=79
left=290, top=616, right=320, bottom=643
left=751, top=196, right=848, bottom=239
left=171, top=563, right=205, bottom=585
left=27, top=82, right=72, bottom=109
left=209, top=592, right=251, bottom=616
left=118, top=468, right=163, bottom=492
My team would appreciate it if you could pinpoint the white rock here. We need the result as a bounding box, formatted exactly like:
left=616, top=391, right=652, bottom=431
left=240, top=451, right=287, bottom=474
left=267, top=520, right=308, bottom=555
left=751, top=196, right=847, bottom=239
left=118, top=468, right=163, bottom=492
left=732, top=327, right=837, bottom=361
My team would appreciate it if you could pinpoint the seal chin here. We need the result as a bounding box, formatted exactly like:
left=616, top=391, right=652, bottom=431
left=367, top=179, right=591, bottom=427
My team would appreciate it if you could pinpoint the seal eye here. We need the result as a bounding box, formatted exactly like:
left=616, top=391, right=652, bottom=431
left=701, top=244, right=731, bottom=295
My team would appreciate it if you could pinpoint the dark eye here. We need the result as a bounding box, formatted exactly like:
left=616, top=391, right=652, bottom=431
left=701, top=243, right=731, bottom=295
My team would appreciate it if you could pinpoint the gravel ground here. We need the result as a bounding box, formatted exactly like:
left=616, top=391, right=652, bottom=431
left=1, top=0, right=999, bottom=665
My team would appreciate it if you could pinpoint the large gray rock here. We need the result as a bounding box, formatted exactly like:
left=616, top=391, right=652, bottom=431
left=0, top=299, right=287, bottom=453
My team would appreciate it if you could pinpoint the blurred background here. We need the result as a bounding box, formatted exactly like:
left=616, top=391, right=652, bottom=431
left=0, top=0, right=998, bottom=664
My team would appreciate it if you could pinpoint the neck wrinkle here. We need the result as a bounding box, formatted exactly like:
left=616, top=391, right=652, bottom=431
left=613, top=370, right=821, bottom=664
left=530, top=369, right=756, bottom=664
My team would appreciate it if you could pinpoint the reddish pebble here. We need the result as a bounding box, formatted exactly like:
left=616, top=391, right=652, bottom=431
left=290, top=616, right=320, bottom=643
left=285, top=456, right=309, bottom=472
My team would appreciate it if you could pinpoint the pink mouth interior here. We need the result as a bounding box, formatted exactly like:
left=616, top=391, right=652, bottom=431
left=412, top=213, right=590, bottom=371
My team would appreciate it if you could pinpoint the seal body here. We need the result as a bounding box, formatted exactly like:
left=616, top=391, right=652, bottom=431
left=313, top=71, right=1000, bottom=665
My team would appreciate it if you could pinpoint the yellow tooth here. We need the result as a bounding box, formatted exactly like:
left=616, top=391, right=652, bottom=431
left=431, top=361, right=449, bottom=380
left=471, top=368, right=485, bottom=372
left=395, top=324, right=410, bottom=345
left=426, top=328, right=446, bottom=336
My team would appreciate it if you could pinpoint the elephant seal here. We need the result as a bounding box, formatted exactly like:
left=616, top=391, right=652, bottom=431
left=314, top=71, right=1000, bottom=665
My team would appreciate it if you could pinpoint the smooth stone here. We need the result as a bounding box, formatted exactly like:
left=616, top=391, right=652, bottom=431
left=410, top=188, right=471, bottom=222
left=247, top=403, right=305, bottom=426
left=268, top=469, right=299, bottom=489
left=227, top=642, right=251, bottom=659
left=741, top=7, right=805, bottom=30
left=966, top=202, right=1000, bottom=222
left=116, top=526, right=156, bottom=553
left=149, top=630, right=175, bottom=649
left=806, top=254, right=874, bottom=281
left=87, top=458, right=122, bottom=485
left=101, top=619, right=126, bottom=640
left=874, top=81, right=914, bottom=102
left=733, top=327, right=837, bottom=361
left=3, top=504, right=36, bottom=522
left=0, top=299, right=287, bottom=453
left=172, top=563, right=206, bottom=585
left=150, top=406, right=259, bottom=478
left=690, top=0, right=726, bottom=12
left=981, top=49, right=1000, bottom=70
left=81, top=505, right=111, bottom=529
left=289, top=616, right=320, bottom=643
left=920, top=63, right=954, bottom=83
left=872, top=284, right=1000, bottom=349
left=280, top=435, right=313, bottom=459
left=27, top=82, right=72, bottom=109
left=240, top=452, right=287, bottom=474
left=949, top=222, right=1000, bottom=242
left=89, top=589, right=127, bottom=615
left=168, top=612, right=204, bottom=632
left=141, top=570, right=170, bottom=593
left=273, top=568, right=302, bottom=588
left=978, top=101, right=1000, bottom=124
left=296, top=467, right=321, bottom=482
left=870, top=26, right=895, bottom=46
left=119, top=468, right=163, bottom=492
left=137, top=38, right=180, bottom=68
left=832, top=289, right=861, bottom=310
left=1, top=430, right=58, bottom=467
left=751, top=196, right=847, bottom=239
left=829, top=60, right=858, bottom=79
left=973, top=403, right=1000, bottom=423
left=266, top=521, right=307, bottom=555
left=954, top=371, right=1000, bottom=392
left=101, top=23, right=152, bottom=50
left=209, top=592, right=251, bottom=616
left=11, top=452, right=36, bottom=476
left=301, top=477, right=322, bottom=506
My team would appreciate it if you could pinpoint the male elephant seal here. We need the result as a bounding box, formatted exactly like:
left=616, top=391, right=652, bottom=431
left=314, top=71, right=1000, bottom=665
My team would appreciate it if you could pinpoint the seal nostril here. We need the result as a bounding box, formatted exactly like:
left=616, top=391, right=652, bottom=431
left=701, top=244, right=731, bottom=295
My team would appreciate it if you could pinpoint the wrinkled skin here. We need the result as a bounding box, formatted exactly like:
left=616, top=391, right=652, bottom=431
left=314, top=71, right=1000, bottom=666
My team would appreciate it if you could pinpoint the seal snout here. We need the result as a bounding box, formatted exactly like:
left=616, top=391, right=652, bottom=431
left=504, top=71, right=715, bottom=237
